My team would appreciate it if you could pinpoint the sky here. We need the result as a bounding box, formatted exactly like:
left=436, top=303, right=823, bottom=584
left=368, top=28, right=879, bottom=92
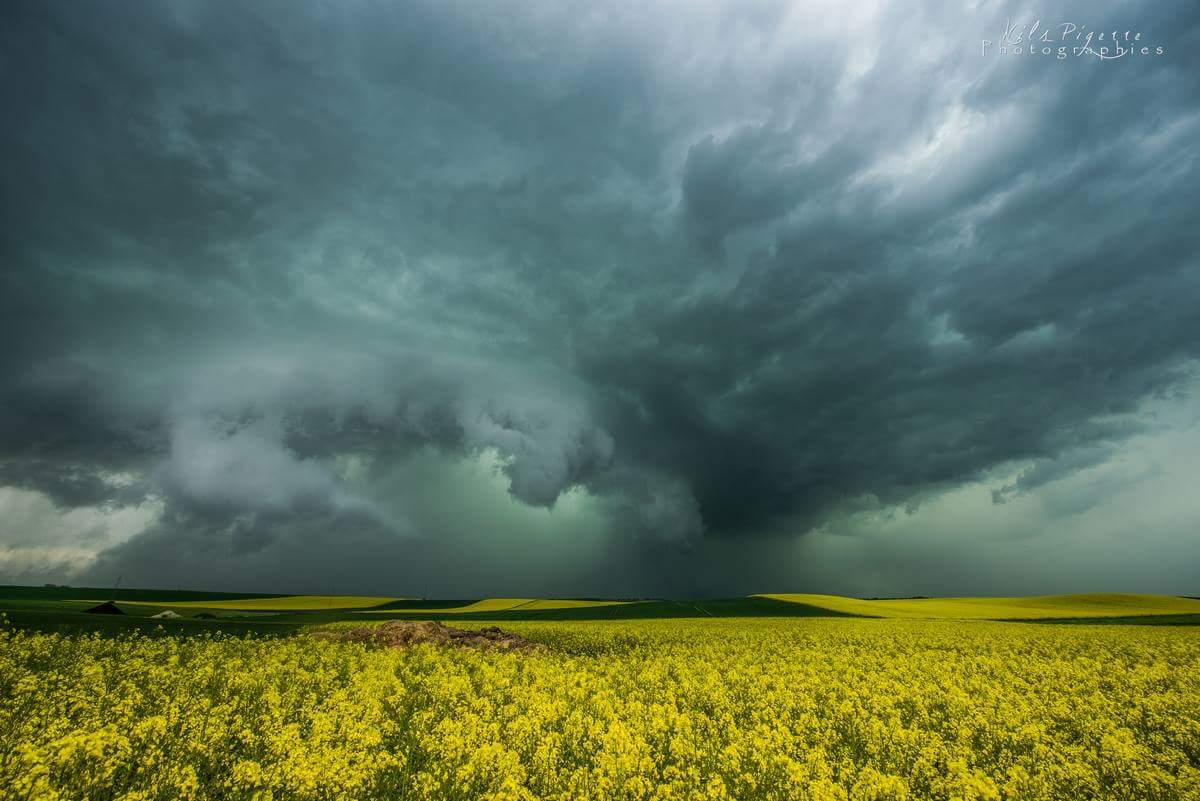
left=1, top=0, right=1198, bottom=598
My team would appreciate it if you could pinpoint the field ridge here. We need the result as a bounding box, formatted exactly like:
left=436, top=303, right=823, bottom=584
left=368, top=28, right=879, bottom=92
left=757, top=592, right=1200, bottom=619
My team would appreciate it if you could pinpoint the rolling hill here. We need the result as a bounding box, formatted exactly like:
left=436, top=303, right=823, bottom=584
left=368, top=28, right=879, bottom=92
left=756, top=593, right=1200, bottom=619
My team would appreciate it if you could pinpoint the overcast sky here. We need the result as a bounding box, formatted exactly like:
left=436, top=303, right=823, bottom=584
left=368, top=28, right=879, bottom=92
left=2, top=0, right=1198, bottom=597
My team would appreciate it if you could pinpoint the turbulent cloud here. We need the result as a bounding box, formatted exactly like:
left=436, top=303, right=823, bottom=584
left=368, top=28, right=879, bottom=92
left=1, top=0, right=1198, bottom=593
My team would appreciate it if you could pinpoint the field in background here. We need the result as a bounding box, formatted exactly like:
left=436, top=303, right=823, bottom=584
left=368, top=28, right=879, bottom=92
left=110, top=595, right=400, bottom=610
left=357, top=598, right=636, bottom=614
left=3, top=585, right=1200, bottom=634
left=758, top=592, right=1200, bottom=619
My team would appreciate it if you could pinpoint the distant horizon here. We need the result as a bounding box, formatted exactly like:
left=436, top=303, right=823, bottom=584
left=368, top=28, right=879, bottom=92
left=7, top=581, right=1197, bottom=604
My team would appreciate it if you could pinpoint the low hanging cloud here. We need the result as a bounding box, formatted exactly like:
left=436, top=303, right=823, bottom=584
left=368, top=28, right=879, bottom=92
left=1, top=0, right=1199, bottom=593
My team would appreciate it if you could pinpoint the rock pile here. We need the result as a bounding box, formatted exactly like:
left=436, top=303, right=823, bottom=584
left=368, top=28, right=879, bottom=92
left=311, top=620, right=542, bottom=652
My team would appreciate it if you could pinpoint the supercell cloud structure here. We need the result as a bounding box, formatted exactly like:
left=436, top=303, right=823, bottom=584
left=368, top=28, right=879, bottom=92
left=1, top=0, right=1199, bottom=595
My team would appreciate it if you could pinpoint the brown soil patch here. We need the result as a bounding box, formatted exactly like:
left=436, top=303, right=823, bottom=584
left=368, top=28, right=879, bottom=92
left=311, top=620, right=542, bottom=652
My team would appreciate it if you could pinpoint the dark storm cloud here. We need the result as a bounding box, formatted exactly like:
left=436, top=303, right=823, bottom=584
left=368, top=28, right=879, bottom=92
left=2, top=0, right=1199, bottom=591
left=990, top=446, right=1114, bottom=505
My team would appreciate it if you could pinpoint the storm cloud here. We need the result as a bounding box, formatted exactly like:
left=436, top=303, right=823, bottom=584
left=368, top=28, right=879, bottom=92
left=2, top=0, right=1198, bottom=595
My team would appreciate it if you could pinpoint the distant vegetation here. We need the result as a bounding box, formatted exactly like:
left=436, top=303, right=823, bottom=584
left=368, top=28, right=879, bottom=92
left=2, top=586, right=1199, bottom=635
left=112, top=595, right=400, bottom=611
left=357, top=598, right=636, bottom=614
left=757, top=592, right=1200, bottom=619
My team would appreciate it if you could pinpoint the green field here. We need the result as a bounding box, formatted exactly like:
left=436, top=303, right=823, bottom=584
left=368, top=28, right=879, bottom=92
left=0, top=585, right=287, bottom=602
left=757, top=592, right=1200, bottom=619
left=356, top=598, right=636, bottom=614
left=2, top=585, right=1198, bottom=636
left=110, top=594, right=401, bottom=611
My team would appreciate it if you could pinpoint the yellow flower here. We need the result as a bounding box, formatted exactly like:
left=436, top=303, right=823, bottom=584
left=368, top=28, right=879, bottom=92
left=0, top=619, right=1196, bottom=800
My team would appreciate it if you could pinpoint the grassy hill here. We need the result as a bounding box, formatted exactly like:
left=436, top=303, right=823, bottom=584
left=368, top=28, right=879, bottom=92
left=109, top=595, right=400, bottom=611
left=357, top=598, right=636, bottom=614
left=0, top=585, right=287, bottom=603
left=757, top=593, right=1200, bottom=620
left=2, top=586, right=1197, bottom=635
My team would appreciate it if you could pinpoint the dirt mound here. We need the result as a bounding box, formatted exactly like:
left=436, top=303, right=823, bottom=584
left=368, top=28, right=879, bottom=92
left=312, top=620, right=542, bottom=652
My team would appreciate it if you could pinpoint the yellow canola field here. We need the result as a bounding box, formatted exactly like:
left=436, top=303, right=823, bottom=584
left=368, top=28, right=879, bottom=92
left=3, top=618, right=1199, bottom=801
left=108, top=595, right=400, bottom=611
left=356, top=598, right=536, bottom=614
left=758, top=592, right=1200, bottom=619
left=515, top=599, right=634, bottom=611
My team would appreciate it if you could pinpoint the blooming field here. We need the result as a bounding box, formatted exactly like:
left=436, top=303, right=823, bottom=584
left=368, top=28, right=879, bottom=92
left=2, top=619, right=1198, bottom=801
left=757, top=593, right=1200, bottom=620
